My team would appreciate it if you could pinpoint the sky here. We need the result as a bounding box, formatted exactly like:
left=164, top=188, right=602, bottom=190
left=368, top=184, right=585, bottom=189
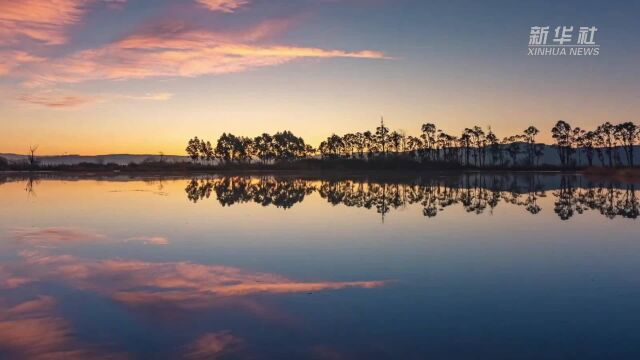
left=1, top=0, right=639, bottom=155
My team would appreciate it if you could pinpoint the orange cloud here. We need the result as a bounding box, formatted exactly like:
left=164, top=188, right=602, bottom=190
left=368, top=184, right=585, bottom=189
left=24, top=21, right=388, bottom=85
left=195, top=0, right=250, bottom=13
left=0, top=0, right=86, bottom=45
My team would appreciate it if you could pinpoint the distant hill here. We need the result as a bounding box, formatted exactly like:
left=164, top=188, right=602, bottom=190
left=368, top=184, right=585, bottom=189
left=1, top=144, right=638, bottom=166
left=0, top=153, right=190, bottom=166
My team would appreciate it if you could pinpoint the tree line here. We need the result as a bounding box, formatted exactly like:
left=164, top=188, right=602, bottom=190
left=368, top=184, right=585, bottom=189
left=186, top=120, right=639, bottom=168
left=185, top=131, right=313, bottom=165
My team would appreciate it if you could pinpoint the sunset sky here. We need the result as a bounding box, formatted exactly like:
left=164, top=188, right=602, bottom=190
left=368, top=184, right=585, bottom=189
left=1, top=0, right=639, bottom=155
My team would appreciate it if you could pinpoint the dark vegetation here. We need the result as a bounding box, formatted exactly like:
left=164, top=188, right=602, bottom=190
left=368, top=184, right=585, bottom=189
left=2, top=120, right=638, bottom=173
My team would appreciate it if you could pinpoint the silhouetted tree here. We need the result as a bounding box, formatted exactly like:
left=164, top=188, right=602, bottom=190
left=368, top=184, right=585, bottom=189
left=616, top=122, right=638, bottom=166
left=375, top=118, right=389, bottom=156
left=523, top=126, right=539, bottom=166
left=185, top=120, right=638, bottom=169
left=597, top=122, right=616, bottom=167
left=551, top=120, right=572, bottom=167
left=186, top=137, right=201, bottom=163
left=581, top=131, right=596, bottom=167
left=215, top=133, right=245, bottom=163
left=27, top=145, right=39, bottom=169
left=421, top=123, right=437, bottom=161
left=272, top=131, right=307, bottom=161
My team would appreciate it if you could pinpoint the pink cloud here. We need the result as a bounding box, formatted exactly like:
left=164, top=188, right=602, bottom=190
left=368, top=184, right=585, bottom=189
left=0, top=0, right=86, bottom=45
left=183, top=331, right=243, bottom=359
left=14, top=90, right=173, bottom=108
left=22, top=20, right=388, bottom=85
left=10, top=227, right=107, bottom=244
left=195, top=0, right=250, bottom=13
left=0, top=50, right=45, bottom=75
left=15, top=251, right=385, bottom=309
left=125, top=236, right=170, bottom=245
left=0, top=295, right=126, bottom=359
left=0, top=250, right=384, bottom=356
left=0, top=266, right=33, bottom=289
left=0, top=0, right=129, bottom=45
left=17, top=92, right=99, bottom=108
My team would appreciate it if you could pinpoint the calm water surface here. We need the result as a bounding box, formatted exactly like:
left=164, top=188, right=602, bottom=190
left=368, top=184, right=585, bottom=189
left=0, top=173, right=639, bottom=359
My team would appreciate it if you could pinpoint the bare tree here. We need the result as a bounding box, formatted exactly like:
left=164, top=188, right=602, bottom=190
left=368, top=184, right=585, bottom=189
left=28, top=145, right=39, bottom=168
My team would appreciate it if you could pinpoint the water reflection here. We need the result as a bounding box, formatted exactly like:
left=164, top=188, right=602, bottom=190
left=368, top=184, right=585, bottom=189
left=1, top=173, right=639, bottom=358
left=184, top=174, right=639, bottom=220
left=0, top=219, right=385, bottom=358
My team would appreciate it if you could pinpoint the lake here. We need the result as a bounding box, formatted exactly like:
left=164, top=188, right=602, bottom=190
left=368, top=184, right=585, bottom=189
left=0, top=173, right=639, bottom=359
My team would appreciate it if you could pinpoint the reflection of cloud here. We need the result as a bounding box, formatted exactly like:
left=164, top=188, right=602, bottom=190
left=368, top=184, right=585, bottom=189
left=0, top=296, right=124, bottom=359
left=0, top=250, right=384, bottom=357
left=183, top=331, right=243, bottom=359
left=0, top=266, right=33, bottom=289
left=195, top=0, right=249, bottom=13
left=25, top=20, right=387, bottom=85
left=16, top=251, right=384, bottom=309
left=10, top=227, right=106, bottom=245
left=9, top=227, right=171, bottom=247
left=311, top=345, right=351, bottom=360
left=125, top=236, right=170, bottom=245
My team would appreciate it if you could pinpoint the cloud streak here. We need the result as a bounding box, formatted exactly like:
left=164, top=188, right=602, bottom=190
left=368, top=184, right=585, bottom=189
left=10, top=227, right=106, bottom=244
left=17, top=92, right=98, bottom=108
left=195, top=0, right=250, bottom=13
left=24, top=21, right=387, bottom=85
left=125, top=236, right=170, bottom=245
left=119, top=92, right=173, bottom=101
left=9, top=227, right=170, bottom=246
left=14, top=90, right=173, bottom=108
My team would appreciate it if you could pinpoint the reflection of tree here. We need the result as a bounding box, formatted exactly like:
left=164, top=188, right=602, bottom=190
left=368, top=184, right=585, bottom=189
left=553, top=177, right=580, bottom=220
left=24, top=177, right=39, bottom=197
left=184, top=175, right=639, bottom=221
left=186, top=179, right=214, bottom=202
left=186, top=177, right=312, bottom=209
left=548, top=177, right=640, bottom=220
left=577, top=184, right=638, bottom=220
